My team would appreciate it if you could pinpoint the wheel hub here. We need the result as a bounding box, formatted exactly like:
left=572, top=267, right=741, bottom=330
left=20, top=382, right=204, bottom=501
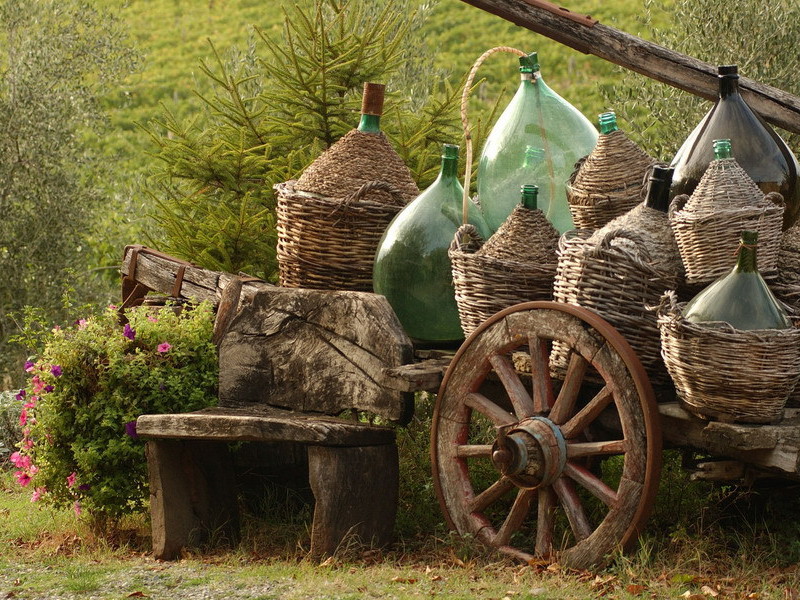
left=491, top=417, right=567, bottom=488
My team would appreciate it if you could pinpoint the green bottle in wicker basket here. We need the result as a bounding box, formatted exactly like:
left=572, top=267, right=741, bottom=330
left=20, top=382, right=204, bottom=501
left=477, top=52, right=597, bottom=234
left=683, top=230, right=791, bottom=330
left=374, top=144, right=490, bottom=346
left=275, top=82, right=420, bottom=292
left=670, top=65, right=800, bottom=230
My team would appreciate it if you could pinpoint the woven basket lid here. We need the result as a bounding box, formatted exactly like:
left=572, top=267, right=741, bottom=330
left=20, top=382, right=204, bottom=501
left=682, top=157, right=765, bottom=215
left=571, top=129, right=656, bottom=193
left=588, top=202, right=683, bottom=277
left=295, top=129, right=419, bottom=203
left=476, top=204, right=560, bottom=263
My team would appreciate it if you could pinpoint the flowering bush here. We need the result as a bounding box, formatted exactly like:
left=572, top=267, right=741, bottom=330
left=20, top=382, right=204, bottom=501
left=9, top=302, right=218, bottom=521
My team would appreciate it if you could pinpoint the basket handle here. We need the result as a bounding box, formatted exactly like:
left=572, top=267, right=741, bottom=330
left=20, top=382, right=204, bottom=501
left=340, top=180, right=407, bottom=207
left=764, top=191, right=785, bottom=209
left=450, top=223, right=484, bottom=254
left=588, top=227, right=653, bottom=263
left=460, top=46, right=527, bottom=226
left=668, top=193, right=690, bottom=219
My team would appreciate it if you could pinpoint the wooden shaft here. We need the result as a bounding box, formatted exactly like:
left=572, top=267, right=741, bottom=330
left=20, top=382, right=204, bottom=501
left=458, top=0, right=800, bottom=134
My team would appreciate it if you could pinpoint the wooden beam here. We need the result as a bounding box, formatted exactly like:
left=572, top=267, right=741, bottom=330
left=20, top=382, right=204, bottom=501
left=459, top=0, right=800, bottom=134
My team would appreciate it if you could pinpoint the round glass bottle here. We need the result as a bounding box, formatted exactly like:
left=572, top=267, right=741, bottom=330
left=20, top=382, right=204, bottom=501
left=374, top=144, right=491, bottom=346
left=477, top=52, right=598, bottom=234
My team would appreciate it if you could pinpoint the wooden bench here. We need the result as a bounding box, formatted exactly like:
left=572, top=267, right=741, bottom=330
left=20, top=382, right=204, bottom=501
left=123, top=247, right=447, bottom=559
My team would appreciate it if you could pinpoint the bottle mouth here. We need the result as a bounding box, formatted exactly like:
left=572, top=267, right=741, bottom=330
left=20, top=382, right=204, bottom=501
left=519, top=51, right=540, bottom=74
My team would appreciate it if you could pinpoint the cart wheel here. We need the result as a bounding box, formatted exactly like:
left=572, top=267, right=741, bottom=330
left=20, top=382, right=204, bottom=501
left=431, top=301, right=662, bottom=569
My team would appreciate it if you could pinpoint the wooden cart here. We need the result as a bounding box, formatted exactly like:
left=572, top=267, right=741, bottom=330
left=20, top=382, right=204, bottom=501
left=122, top=247, right=800, bottom=569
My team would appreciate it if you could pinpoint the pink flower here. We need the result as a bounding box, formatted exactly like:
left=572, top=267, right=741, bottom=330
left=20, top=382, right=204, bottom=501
left=76, top=319, right=87, bottom=330
left=157, top=342, right=172, bottom=353
left=30, top=487, right=46, bottom=502
left=24, top=396, right=37, bottom=409
left=22, top=438, right=34, bottom=449
left=10, top=452, right=31, bottom=470
left=66, top=472, right=77, bottom=488
left=31, top=375, right=45, bottom=394
left=73, top=501, right=82, bottom=516
left=147, top=315, right=158, bottom=323
left=28, top=465, right=39, bottom=476
left=15, top=471, right=31, bottom=487
left=19, top=409, right=27, bottom=426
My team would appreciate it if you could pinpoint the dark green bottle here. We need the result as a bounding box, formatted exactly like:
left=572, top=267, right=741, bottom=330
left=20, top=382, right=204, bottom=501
left=373, top=144, right=491, bottom=345
left=683, top=230, right=791, bottom=329
left=357, top=82, right=383, bottom=133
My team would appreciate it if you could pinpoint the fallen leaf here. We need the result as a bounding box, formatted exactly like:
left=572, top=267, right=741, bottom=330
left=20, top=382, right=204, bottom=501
left=701, top=585, right=719, bottom=597
left=391, top=577, right=418, bottom=584
left=626, top=584, right=646, bottom=595
left=430, top=575, right=443, bottom=582
left=748, top=594, right=761, bottom=599
left=127, top=593, right=147, bottom=598
left=319, top=556, right=337, bottom=568
left=12, top=580, right=21, bottom=587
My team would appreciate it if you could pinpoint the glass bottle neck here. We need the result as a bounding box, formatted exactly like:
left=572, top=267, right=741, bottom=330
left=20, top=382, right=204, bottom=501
left=719, top=75, right=740, bottom=99
left=735, top=243, right=758, bottom=273
left=357, top=113, right=381, bottom=133
left=644, top=178, right=671, bottom=212
left=521, top=191, right=537, bottom=209
left=438, top=156, right=459, bottom=180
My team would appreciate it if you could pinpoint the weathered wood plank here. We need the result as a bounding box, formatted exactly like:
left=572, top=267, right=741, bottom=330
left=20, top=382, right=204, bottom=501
left=307, top=444, right=398, bottom=557
left=459, top=0, right=800, bottom=134
left=382, top=357, right=450, bottom=393
left=137, top=406, right=395, bottom=447
left=218, top=287, right=414, bottom=422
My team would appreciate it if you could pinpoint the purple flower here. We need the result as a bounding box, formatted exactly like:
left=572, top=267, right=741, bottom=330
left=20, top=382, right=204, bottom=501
left=15, top=389, right=26, bottom=401
left=50, top=365, right=62, bottom=377
left=123, top=323, right=136, bottom=341
left=24, top=361, right=35, bottom=372
left=44, top=385, right=54, bottom=393
left=124, top=420, right=139, bottom=439
left=78, top=483, right=91, bottom=491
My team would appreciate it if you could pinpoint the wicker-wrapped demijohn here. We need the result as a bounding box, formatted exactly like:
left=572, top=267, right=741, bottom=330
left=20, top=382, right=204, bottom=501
left=275, top=82, right=419, bottom=291
left=450, top=184, right=560, bottom=337
left=566, top=111, right=657, bottom=230
left=553, top=166, right=683, bottom=384
left=659, top=231, right=800, bottom=423
left=670, top=138, right=784, bottom=286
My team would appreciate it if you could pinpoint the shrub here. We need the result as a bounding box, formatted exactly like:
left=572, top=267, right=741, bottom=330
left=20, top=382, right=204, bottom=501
left=143, top=0, right=464, bottom=281
left=0, top=390, right=21, bottom=464
left=8, top=303, right=218, bottom=522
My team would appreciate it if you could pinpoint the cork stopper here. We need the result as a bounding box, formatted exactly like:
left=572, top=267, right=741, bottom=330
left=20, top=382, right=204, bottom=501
left=361, top=82, right=385, bottom=116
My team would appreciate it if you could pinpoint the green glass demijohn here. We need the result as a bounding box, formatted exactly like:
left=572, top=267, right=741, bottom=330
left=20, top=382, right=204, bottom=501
left=477, top=52, right=598, bottom=234
left=683, top=230, right=791, bottom=330
left=373, top=144, right=491, bottom=346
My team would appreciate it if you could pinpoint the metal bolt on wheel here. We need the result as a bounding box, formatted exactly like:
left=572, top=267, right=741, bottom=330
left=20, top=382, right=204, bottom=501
left=431, top=301, right=662, bottom=569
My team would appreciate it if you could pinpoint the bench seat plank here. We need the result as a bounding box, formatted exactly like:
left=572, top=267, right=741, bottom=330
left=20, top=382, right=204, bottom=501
left=137, top=405, right=395, bottom=447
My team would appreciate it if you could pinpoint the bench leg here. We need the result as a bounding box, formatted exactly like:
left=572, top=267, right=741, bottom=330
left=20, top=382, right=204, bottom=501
left=307, top=443, right=398, bottom=557
left=146, top=440, right=240, bottom=559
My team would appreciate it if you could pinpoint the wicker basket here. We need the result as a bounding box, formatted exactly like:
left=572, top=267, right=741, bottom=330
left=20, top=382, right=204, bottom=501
left=566, top=129, right=657, bottom=230
left=449, top=204, right=560, bottom=336
left=552, top=227, right=682, bottom=383
left=670, top=157, right=784, bottom=285
left=276, top=180, right=409, bottom=291
left=658, top=291, right=800, bottom=423
left=773, top=222, right=800, bottom=312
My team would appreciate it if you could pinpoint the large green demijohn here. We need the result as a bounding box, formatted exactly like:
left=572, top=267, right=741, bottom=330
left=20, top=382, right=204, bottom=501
left=373, top=144, right=491, bottom=346
left=683, top=230, right=791, bottom=330
left=670, top=65, right=800, bottom=230
left=477, top=51, right=598, bottom=234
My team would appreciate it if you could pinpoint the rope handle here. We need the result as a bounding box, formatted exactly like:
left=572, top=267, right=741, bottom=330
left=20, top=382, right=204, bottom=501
left=449, top=223, right=485, bottom=254
left=339, top=180, right=407, bottom=207
left=668, top=193, right=690, bottom=219
left=460, top=46, right=527, bottom=226
left=588, top=227, right=654, bottom=266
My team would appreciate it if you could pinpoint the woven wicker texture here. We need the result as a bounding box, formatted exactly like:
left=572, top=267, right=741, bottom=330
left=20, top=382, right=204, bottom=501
left=295, top=130, right=419, bottom=204
left=658, top=291, right=800, bottom=423
left=450, top=206, right=559, bottom=336
left=566, top=129, right=657, bottom=230
left=553, top=228, right=681, bottom=383
left=276, top=181, right=406, bottom=291
left=774, top=222, right=800, bottom=312
left=670, top=157, right=784, bottom=284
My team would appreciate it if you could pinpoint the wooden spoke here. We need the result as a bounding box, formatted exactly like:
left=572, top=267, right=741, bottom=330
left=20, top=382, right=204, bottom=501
left=470, top=477, right=516, bottom=514
left=464, top=392, right=515, bottom=427
left=534, top=486, right=557, bottom=557
left=553, top=477, right=592, bottom=542
left=560, top=385, right=614, bottom=439
left=457, top=444, right=493, bottom=458
left=495, top=489, right=536, bottom=547
left=549, top=352, right=589, bottom=425
left=566, top=440, right=627, bottom=459
left=564, top=462, right=618, bottom=508
left=528, top=335, right=554, bottom=413
left=489, top=353, right=534, bottom=419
